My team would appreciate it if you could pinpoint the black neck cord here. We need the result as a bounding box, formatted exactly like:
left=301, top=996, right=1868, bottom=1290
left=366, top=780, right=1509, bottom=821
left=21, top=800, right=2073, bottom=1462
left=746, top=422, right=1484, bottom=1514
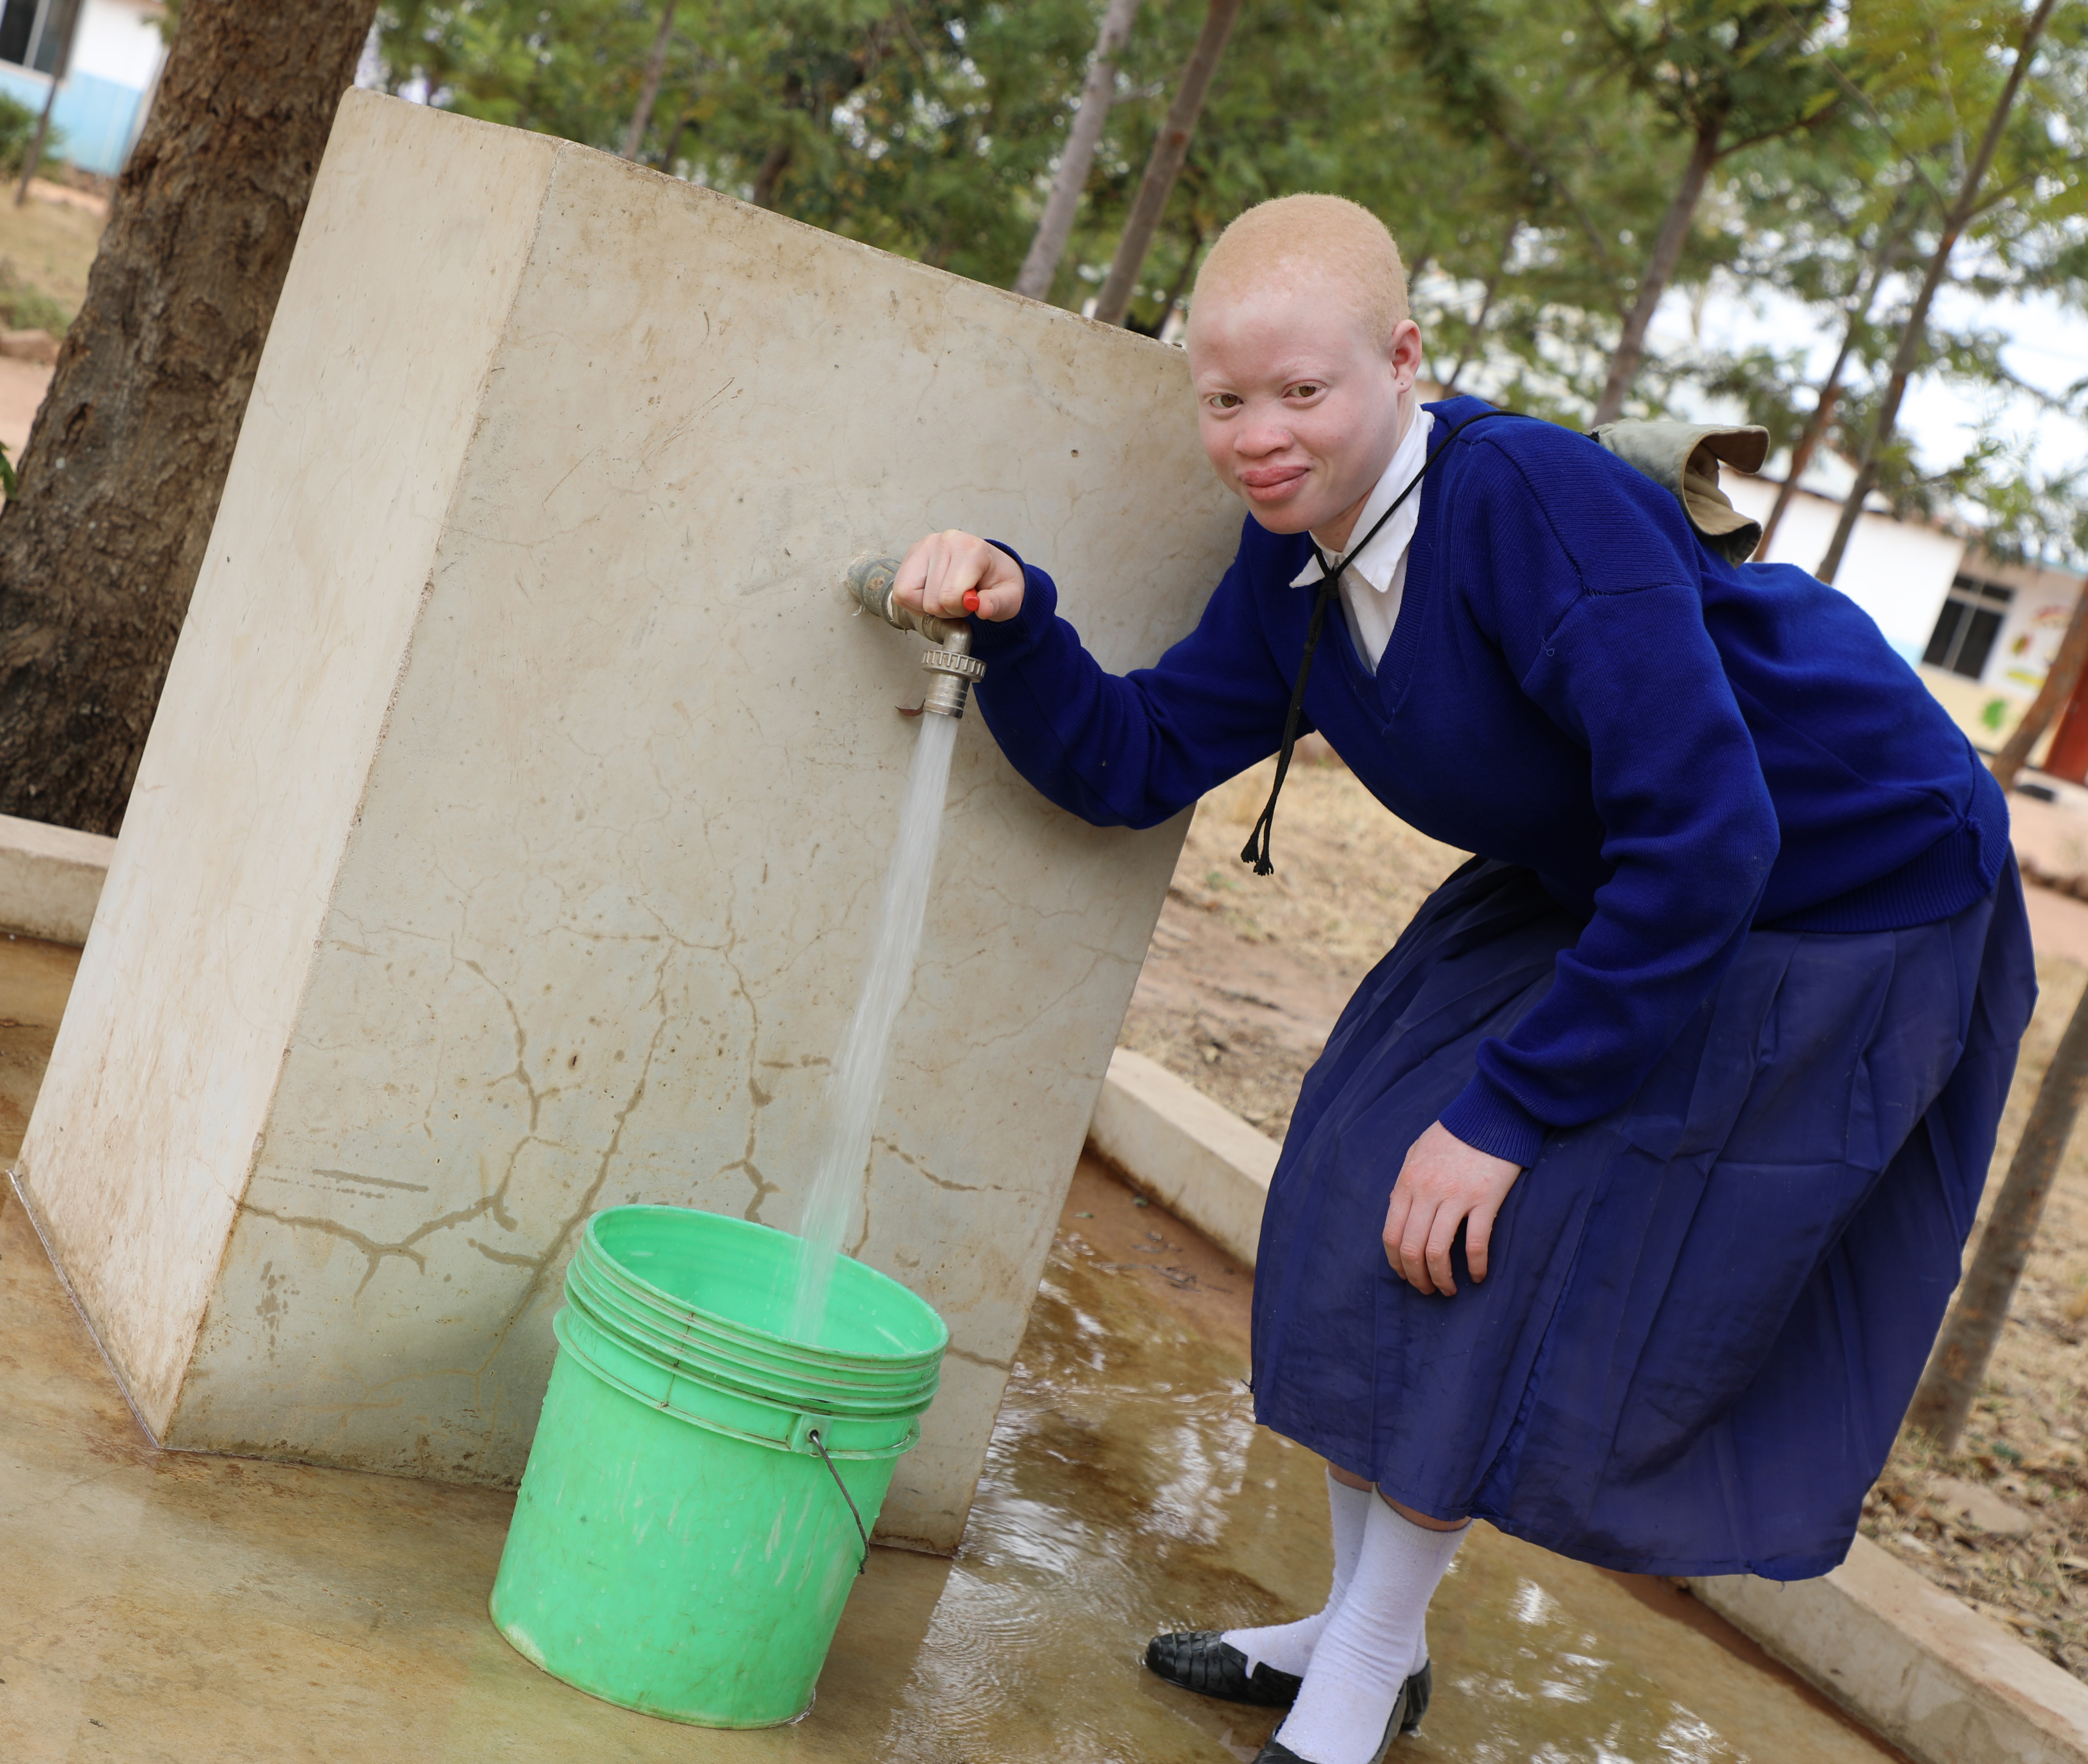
left=1239, top=407, right=1508, bottom=876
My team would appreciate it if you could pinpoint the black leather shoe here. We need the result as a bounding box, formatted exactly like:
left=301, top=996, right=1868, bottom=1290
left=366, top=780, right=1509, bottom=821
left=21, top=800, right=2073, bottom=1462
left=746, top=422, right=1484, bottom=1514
left=1143, top=1630, right=1302, bottom=1707
left=1402, top=1657, right=1432, bottom=1732
left=1251, top=1680, right=1408, bottom=1764
left=1143, top=1629, right=1433, bottom=1734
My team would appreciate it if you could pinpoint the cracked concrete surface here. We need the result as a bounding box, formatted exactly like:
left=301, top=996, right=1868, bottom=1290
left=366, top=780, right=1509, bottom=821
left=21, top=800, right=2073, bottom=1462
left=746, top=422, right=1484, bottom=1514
left=0, top=942, right=1907, bottom=1760
left=0, top=1159, right=1910, bottom=1750
left=10, top=93, right=1243, bottom=1548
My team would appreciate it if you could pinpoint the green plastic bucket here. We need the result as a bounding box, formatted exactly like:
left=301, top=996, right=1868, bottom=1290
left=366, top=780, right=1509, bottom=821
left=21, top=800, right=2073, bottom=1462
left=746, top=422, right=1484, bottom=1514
left=580, top=1209, right=945, bottom=1369
left=561, top=1236, right=940, bottom=1393
left=560, top=1270, right=935, bottom=1417
left=567, top=1254, right=938, bottom=1396
left=489, top=1206, right=947, bottom=1727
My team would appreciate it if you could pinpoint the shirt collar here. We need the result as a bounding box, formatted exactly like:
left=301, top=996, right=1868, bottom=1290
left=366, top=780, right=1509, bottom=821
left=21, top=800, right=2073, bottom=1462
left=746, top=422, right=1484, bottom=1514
left=1289, top=406, right=1435, bottom=594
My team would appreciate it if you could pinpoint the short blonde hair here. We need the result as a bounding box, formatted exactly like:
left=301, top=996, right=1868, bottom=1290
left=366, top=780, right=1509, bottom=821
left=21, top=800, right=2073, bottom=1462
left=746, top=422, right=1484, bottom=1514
left=1193, top=194, right=1410, bottom=345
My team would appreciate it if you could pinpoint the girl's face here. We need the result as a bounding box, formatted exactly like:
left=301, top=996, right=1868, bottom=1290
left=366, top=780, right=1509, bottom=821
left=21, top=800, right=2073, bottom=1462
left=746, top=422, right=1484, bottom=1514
left=1186, top=278, right=1420, bottom=545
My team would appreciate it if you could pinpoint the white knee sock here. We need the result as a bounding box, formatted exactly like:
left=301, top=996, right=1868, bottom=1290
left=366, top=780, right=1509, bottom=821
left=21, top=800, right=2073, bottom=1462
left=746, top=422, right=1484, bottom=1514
left=1221, top=1471, right=1373, bottom=1678
left=1273, top=1496, right=1466, bottom=1764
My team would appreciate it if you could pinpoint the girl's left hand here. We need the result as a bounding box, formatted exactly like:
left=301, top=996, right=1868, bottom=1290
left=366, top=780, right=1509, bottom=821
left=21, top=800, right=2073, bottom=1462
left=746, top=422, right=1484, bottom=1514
left=1382, top=1122, right=1522, bottom=1296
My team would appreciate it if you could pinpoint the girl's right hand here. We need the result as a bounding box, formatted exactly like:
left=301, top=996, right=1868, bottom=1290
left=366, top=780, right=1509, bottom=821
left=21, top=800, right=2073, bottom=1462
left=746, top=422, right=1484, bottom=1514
left=894, top=530, right=1027, bottom=623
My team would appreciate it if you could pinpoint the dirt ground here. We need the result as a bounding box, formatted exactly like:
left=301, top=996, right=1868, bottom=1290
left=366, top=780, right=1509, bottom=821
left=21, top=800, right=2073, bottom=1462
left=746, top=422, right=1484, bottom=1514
left=1119, top=753, right=2088, bottom=1681
left=0, top=176, right=106, bottom=320
left=1118, top=747, right=1467, bottom=1139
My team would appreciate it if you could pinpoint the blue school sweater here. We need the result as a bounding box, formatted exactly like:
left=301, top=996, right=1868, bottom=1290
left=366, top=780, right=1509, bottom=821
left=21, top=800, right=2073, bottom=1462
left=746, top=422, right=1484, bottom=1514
left=969, top=396, right=2010, bottom=1167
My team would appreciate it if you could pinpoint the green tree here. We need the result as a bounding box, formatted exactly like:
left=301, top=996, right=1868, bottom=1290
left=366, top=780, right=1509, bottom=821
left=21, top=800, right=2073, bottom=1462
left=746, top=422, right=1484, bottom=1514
left=1817, top=0, right=2073, bottom=582
left=364, top=0, right=2088, bottom=573
left=1583, top=0, right=1843, bottom=424
left=376, top=0, right=1107, bottom=285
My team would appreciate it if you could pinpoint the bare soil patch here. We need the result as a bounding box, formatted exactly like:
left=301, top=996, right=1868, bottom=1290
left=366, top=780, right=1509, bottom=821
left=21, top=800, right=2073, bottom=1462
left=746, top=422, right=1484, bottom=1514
left=1119, top=758, right=2088, bottom=1681
left=0, top=181, right=106, bottom=325
left=1118, top=750, right=1467, bottom=1139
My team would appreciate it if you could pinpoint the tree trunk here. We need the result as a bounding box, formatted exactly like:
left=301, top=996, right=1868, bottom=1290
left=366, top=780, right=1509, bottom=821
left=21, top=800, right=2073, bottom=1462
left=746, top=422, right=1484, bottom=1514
left=1991, top=592, right=2088, bottom=791
left=1590, top=115, right=1721, bottom=426
left=751, top=71, right=804, bottom=211
left=1441, top=217, right=1517, bottom=394
left=2046, top=681, right=2088, bottom=786
left=1091, top=0, right=1242, bottom=328
left=1759, top=200, right=1912, bottom=553
left=751, top=139, right=792, bottom=208
left=0, top=0, right=380, bottom=836
left=1013, top=0, right=1142, bottom=301
left=1128, top=220, right=1202, bottom=336
left=1756, top=384, right=1840, bottom=554
left=621, top=0, right=678, bottom=162
left=1816, top=0, right=2060, bottom=586
left=1906, top=981, right=2088, bottom=1451
left=655, top=109, right=693, bottom=172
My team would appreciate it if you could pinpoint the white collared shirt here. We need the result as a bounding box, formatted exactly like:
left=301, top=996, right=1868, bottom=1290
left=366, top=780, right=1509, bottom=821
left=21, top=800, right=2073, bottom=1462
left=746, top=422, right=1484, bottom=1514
left=1290, top=406, right=1435, bottom=674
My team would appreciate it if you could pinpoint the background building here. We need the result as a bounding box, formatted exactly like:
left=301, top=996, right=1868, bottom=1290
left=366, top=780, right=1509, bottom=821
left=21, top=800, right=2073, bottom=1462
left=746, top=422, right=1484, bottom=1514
left=0, top=0, right=165, bottom=177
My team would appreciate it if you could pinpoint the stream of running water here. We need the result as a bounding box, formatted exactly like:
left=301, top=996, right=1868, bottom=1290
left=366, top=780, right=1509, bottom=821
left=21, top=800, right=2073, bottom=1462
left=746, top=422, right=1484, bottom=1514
left=788, top=710, right=961, bottom=1344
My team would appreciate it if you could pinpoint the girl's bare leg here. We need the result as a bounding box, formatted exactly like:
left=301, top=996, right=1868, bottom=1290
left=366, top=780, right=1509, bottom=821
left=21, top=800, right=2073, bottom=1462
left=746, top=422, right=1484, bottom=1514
left=1328, top=1462, right=1466, bottom=1532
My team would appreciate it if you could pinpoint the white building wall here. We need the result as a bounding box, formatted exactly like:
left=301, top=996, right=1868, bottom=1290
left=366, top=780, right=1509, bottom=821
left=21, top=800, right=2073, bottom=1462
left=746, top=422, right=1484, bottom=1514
left=1974, top=559, right=2086, bottom=701
left=72, top=0, right=161, bottom=90
left=0, top=0, right=166, bottom=174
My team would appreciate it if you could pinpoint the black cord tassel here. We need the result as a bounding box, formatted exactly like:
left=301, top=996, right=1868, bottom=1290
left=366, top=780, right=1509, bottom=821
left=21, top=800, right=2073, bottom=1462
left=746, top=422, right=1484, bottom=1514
left=1241, top=579, right=1336, bottom=875
left=1239, top=407, right=1508, bottom=876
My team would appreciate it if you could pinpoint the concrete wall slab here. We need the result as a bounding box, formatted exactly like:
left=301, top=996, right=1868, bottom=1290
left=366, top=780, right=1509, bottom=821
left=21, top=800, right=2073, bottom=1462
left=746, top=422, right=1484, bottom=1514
left=1694, top=1539, right=2088, bottom=1764
left=14, top=92, right=1240, bottom=1549
left=1088, top=1048, right=1275, bottom=1267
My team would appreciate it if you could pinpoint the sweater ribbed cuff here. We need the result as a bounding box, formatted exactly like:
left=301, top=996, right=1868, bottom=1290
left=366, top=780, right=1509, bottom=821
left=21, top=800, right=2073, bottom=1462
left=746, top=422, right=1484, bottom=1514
left=1439, top=1077, right=1548, bottom=1169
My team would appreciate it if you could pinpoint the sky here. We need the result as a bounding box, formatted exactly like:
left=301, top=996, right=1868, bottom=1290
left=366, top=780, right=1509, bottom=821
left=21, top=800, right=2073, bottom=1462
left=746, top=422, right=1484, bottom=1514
left=351, top=31, right=2084, bottom=564
left=1667, top=262, right=2088, bottom=549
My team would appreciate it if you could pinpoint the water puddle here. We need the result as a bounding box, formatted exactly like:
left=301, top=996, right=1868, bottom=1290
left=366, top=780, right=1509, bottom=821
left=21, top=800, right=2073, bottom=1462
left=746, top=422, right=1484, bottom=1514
left=852, top=1166, right=1903, bottom=1764
left=0, top=934, right=1901, bottom=1762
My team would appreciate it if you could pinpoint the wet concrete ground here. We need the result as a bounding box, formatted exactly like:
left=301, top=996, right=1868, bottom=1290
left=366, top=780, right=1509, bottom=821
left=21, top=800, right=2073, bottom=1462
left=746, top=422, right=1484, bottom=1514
left=0, top=930, right=73, bottom=1164
left=0, top=933, right=1904, bottom=1761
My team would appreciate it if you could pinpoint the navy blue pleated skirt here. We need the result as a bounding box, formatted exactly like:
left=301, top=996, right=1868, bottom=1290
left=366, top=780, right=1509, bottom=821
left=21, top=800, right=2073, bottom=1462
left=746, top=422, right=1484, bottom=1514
left=1250, top=854, right=2037, bottom=1580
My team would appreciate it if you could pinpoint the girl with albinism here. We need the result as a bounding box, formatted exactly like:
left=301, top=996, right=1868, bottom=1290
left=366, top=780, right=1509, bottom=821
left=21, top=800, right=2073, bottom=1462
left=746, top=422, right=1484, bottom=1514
left=894, top=193, right=2033, bottom=1764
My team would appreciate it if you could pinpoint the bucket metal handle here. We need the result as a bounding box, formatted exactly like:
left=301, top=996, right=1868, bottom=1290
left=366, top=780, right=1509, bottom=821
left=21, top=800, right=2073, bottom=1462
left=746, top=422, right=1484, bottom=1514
left=554, top=1313, right=922, bottom=1460
left=807, top=1429, right=871, bottom=1577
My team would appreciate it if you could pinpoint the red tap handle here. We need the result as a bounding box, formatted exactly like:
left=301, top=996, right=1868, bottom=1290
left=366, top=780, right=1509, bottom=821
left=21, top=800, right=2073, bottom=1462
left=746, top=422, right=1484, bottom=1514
left=963, top=588, right=981, bottom=613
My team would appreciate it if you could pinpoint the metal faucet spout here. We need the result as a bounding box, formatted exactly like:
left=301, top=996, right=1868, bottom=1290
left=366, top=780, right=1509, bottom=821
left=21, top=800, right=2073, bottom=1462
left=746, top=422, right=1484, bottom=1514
left=847, top=555, right=986, bottom=719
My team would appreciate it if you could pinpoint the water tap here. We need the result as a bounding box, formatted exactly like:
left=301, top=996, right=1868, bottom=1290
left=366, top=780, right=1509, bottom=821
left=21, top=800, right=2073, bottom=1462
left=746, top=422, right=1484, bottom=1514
left=846, top=555, right=987, bottom=719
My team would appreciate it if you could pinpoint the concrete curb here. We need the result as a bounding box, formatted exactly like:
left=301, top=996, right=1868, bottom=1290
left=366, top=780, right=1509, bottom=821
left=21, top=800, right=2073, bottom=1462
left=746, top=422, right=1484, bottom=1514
left=0, top=812, right=113, bottom=945
left=1692, top=1542, right=2088, bottom=1764
left=1086, top=1048, right=1275, bottom=1267
left=1084, top=1050, right=2088, bottom=1764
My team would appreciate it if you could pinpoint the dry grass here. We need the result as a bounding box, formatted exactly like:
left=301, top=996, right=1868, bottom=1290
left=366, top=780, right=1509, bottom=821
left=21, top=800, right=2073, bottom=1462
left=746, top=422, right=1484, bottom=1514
left=1163, top=749, right=1468, bottom=979
left=0, top=186, right=105, bottom=325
